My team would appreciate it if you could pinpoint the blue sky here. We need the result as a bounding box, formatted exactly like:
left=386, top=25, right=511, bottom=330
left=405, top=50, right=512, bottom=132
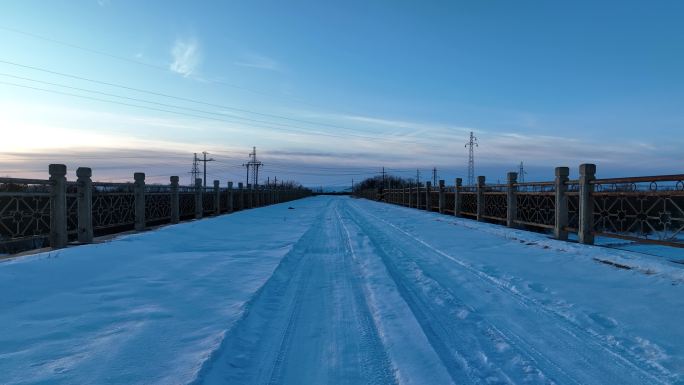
left=0, top=0, right=682, bottom=187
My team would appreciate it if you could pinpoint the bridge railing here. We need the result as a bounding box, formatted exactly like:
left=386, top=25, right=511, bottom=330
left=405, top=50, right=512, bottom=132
left=357, top=164, right=684, bottom=248
left=0, top=164, right=311, bottom=254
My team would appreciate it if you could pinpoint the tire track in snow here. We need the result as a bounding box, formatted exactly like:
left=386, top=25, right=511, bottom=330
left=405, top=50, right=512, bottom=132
left=192, top=199, right=396, bottom=385
left=332, top=207, right=398, bottom=385
left=190, top=202, right=325, bottom=385
left=341, top=202, right=559, bottom=385
left=336, top=207, right=456, bottom=385
left=348, top=200, right=673, bottom=385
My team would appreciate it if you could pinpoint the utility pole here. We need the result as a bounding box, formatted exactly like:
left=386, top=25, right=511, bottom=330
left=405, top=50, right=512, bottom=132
left=189, top=153, right=200, bottom=186
left=381, top=167, right=386, bottom=190
left=519, top=161, right=527, bottom=183
left=432, top=167, right=437, bottom=186
left=465, top=131, right=478, bottom=186
left=196, top=151, right=215, bottom=188
left=416, top=169, right=421, bottom=186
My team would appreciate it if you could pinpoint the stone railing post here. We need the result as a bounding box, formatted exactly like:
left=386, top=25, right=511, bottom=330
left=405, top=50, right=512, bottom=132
left=415, top=184, right=421, bottom=209
left=227, top=182, right=234, bottom=213
left=454, top=178, right=462, bottom=217
left=438, top=180, right=445, bottom=214
left=214, top=180, right=221, bottom=215
left=170, top=176, right=179, bottom=224
left=49, top=164, right=68, bottom=249
left=408, top=184, right=413, bottom=208
left=476, top=176, right=485, bottom=221
left=195, top=178, right=203, bottom=219
left=76, top=167, right=93, bottom=243
left=425, top=181, right=432, bottom=210
left=247, top=184, right=253, bottom=208
left=253, top=185, right=257, bottom=207
left=134, top=172, right=145, bottom=231
left=254, top=186, right=259, bottom=207
left=554, top=167, right=570, bottom=240
left=578, top=163, right=596, bottom=244
left=506, top=172, right=518, bottom=228
left=238, top=182, right=244, bottom=210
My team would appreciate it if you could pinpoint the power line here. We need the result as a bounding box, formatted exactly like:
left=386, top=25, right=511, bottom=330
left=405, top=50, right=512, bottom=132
left=0, top=80, right=393, bottom=141
left=0, top=25, right=353, bottom=114
left=0, top=72, right=380, bottom=139
left=0, top=60, right=402, bottom=138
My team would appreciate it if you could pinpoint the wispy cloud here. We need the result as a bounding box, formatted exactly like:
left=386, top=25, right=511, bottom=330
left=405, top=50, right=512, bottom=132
left=97, top=0, right=110, bottom=6
left=170, top=38, right=200, bottom=77
left=234, top=53, right=281, bottom=72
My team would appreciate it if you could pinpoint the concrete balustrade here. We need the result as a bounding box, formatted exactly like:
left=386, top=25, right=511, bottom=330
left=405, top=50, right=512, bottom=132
left=476, top=175, right=485, bottom=221
left=358, top=163, right=611, bottom=247
left=134, top=172, right=146, bottom=231
left=506, top=172, right=517, bottom=228
left=195, top=178, right=203, bottom=219
left=554, top=167, right=569, bottom=240
left=49, top=164, right=68, bottom=249
left=77, top=167, right=93, bottom=243
left=170, top=176, right=180, bottom=224
left=0, top=165, right=306, bottom=253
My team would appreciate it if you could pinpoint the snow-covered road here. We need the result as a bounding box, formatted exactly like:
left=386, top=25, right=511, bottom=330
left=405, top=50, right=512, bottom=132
left=1, top=196, right=683, bottom=384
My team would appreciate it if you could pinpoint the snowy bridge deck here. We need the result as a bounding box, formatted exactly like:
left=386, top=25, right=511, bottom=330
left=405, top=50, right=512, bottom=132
left=1, top=196, right=683, bottom=384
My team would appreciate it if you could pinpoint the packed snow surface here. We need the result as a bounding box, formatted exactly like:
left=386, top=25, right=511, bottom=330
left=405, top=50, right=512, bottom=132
left=1, top=196, right=683, bottom=384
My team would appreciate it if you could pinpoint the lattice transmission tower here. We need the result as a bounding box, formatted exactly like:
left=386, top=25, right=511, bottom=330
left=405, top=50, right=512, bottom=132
left=189, top=153, right=200, bottom=186
left=243, top=146, right=263, bottom=189
left=518, top=161, right=527, bottom=183
left=465, top=131, right=478, bottom=186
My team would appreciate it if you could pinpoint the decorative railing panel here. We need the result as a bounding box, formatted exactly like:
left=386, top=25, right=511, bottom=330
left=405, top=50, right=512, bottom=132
left=179, top=192, right=195, bottom=219
left=145, top=193, right=171, bottom=223
left=92, top=192, right=135, bottom=230
left=515, top=192, right=555, bottom=229
left=67, top=193, right=78, bottom=237
left=591, top=176, right=684, bottom=245
left=443, top=191, right=455, bottom=213
left=0, top=179, right=53, bottom=244
left=202, top=191, right=215, bottom=214
left=0, top=192, right=51, bottom=241
left=461, top=192, right=477, bottom=216
left=567, top=191, right=579, bottom=232
left=430, top=191, right=440, bottom=210
left=220, top=191, right=229, bottom=212
left=232, top=192, right=241, bottom=210
left=483, top=192, right=507, bottom=221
